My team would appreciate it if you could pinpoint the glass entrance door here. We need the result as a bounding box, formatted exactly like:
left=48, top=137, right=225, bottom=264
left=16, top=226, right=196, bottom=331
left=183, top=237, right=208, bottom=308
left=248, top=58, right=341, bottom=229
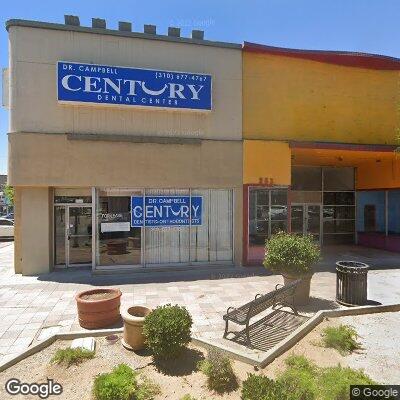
left=68, top=206, right=92, bottom=266
left=306, top=205, right=321, bottom=243
left=290, top=204, right=321, bottom=243
left=54, top=205, right=92, bottom=267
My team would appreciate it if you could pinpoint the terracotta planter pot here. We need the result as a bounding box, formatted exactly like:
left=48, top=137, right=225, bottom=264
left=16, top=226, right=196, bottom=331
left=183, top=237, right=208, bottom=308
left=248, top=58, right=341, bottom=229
left=76, top=288, right=122, bottom=329
left=283, top=274, right=313, bottom=306
left=121, top=305, right=152, bottom=351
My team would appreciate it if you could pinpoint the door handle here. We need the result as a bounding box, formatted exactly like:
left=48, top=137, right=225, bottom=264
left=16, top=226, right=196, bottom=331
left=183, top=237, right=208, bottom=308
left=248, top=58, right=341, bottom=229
left=67, top=235, right=71, bottom=240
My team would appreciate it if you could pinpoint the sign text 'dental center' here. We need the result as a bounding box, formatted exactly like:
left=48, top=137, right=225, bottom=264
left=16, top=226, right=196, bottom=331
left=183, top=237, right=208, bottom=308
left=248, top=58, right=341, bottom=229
left=57, top=62, right=212, bottom=111
left=131, top=196, right=202, bottom=227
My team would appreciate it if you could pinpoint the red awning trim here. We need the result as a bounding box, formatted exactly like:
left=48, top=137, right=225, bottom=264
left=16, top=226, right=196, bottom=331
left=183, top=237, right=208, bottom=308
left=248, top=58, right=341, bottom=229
left=243, top=42, right=400, bottom=70
left=289, top=141, right=398, bottom=152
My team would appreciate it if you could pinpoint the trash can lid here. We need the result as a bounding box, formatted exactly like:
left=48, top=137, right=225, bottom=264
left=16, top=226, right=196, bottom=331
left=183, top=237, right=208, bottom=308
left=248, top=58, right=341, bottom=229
left=336, top=260, right=369, bottom=270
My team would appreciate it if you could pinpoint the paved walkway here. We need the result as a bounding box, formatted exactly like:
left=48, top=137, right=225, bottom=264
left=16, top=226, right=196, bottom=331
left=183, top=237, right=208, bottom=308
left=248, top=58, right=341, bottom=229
left=0, top=242, right=399, bottom=365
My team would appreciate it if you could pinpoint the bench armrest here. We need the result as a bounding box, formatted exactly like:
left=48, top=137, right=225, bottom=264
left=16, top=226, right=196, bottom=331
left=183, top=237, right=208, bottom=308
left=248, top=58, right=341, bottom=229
left=255, top=293, right=262, bottom=300
left=275, top=283, right=284, bottom=290
left=226, top=306, right=235, bottom=315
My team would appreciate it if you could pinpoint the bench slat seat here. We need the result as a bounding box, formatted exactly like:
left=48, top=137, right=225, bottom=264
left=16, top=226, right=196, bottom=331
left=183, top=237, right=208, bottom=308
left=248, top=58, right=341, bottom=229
left=222, top=279, right=301, bottom=348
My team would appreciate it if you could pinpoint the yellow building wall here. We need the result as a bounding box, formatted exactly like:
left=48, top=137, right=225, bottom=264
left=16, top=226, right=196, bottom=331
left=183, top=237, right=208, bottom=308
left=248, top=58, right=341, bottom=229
left=243, top=52, right=400, bottom=145
left=357, top=158, right=400, bottom=189
left=243, top=140, right=291, bottom=185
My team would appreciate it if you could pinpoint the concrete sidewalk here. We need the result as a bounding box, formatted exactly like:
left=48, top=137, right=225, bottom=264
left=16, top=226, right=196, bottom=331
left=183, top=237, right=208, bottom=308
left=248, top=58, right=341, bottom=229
left=0, top=242, right=399, bottom=365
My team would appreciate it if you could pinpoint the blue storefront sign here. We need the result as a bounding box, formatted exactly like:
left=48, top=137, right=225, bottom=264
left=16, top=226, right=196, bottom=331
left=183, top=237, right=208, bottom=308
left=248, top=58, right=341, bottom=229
left=57, top=61, right=212, bottom=111
left=131, top=196, right=202, bottom=227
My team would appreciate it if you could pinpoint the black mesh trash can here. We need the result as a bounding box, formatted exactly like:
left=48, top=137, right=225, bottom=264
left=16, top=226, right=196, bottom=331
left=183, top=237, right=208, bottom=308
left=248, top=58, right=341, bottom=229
left=336, top=261, right=368, bottom=306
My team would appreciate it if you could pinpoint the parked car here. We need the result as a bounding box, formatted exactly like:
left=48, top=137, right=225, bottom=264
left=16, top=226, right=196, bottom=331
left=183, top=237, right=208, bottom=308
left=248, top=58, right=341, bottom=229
left=5, top=212, right=14, bottom=220
left=0, top=218, right=14, bottom=239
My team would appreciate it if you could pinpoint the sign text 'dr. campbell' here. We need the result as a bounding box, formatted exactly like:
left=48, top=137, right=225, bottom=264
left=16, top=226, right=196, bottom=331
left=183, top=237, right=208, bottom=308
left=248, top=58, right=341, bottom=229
left=57, top=62, right=212, bottom=111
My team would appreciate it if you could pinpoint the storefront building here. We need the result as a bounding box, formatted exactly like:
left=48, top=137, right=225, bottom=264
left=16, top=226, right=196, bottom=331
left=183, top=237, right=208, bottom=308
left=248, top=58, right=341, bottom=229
left=243, top=43, right=400, bottom=264
left=5, top=17, right=400, bottom=275
left=5, top=17, right=243, bottom=275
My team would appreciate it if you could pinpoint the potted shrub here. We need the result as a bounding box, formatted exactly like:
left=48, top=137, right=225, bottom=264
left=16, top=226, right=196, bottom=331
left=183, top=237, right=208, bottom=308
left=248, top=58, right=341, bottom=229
left=143, top=304, right=192, bottom=360
left=121, top=305, right=152, bottom=351
left=76, top=288, right=122, bottom=329
left=263, top=232, right=321, bottom=305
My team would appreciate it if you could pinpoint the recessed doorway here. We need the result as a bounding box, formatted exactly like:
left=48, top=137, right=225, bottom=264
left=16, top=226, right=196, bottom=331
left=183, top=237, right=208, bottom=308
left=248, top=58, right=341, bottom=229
left=54, top=205, right=92, bottom=267
left=290, top=204, right=322, bottom=244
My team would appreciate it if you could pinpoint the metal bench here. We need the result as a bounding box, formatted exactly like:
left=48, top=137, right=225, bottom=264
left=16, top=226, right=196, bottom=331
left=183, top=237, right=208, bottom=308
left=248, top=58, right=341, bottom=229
left=223, top=280, right=301, bottom=348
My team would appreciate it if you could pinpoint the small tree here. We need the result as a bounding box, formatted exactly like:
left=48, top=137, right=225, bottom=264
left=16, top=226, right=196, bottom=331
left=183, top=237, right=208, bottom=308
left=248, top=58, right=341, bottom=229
left=3, top=184, right=14, bottom=206
left=263, top=232, right=321, bottom=277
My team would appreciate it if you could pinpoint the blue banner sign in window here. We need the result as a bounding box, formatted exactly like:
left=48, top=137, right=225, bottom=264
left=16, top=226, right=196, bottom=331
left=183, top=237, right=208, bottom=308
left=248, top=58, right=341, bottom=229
left=131, top=196, right=202, bottom=227
left=57, top=61, right=212, bottom=111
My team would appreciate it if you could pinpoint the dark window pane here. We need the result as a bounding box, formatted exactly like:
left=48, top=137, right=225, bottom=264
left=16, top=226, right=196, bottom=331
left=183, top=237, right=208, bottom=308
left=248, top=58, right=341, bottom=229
left=249, top=191, right=256, bottom=220
left=324, top=220, right=355, bottom=233
left=323, top=206, right=335, bottom=220
left=98, top=195, right=142, bottom=266
left=323, top=167, right=355, bottom=190
left=324, top=192, right=355, bottom=205
left=292, top=167, right=322, bottom=191
left=249, top=188, right=288, bottom=246
left=324, top=220, right=335, bottom=233
left=323, top=206, right=355, bottom=219
left=291, top=191, right=322, bottom=203
left=54, top=196, right=92, bottom=204
left=257, top=190, right=269, bottom=206
left=271, top=190, right=287, bottom=205
left=336, top=220, right=355, bottom=233
left=335, top=206, right=355, bottom=219
left=271, top=206, right=288, bottom=221
left=257, top=221, right=269, bottom=235
left=257, top=206, right=269, bottom=221
left=271, top=220, right=287, bottom=235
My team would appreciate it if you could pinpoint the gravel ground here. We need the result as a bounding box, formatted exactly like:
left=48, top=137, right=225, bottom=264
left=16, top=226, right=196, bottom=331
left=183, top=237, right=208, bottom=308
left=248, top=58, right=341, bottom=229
left=339, top=311, right=400, bottom=383
left=0, top=311, right=398, bottom=399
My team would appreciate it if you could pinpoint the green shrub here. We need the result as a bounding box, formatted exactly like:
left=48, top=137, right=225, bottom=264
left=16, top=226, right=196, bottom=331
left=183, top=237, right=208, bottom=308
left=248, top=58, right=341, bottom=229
left=51, top=347, right=95, bottom=367
left=280, top=355, right=375, bottom=400
left=93, top=364, right=137, bottom=400
left=321, top=325, right=362, bottom=355
left=135, top=376, right=160, bottom=400
left=180, top=395, right=198, bottom=400
left=264, top=232, right=321, bottom=276
left=143, top=304, right=192, bottom=360
left=241, top=373, right=284, bottom=400
left=277, top=357, right=317, bottom=400
left=93, top=364, right=159, bottom=400
left=284, top=354, right=316, bottom=372
left=241, top=355, right=377, bottom=400
left=318, top=365, right=376, bottom=400
left=198, top=348, right=237, bottom=393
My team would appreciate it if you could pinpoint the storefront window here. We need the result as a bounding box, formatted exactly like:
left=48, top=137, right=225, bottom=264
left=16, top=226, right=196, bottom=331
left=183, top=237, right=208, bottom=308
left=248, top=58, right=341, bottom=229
left=144, top=189, right=190, bottom=265
left=292, top=167, right=322, bottom=191
left=96, top=188, right=142, bottom=267
left=323, top=167, right=355, bottom=191
left=95, top=188, right=234, bottom=268
left=388, top=190, right=400, bottom=235
left=291, top=166, right=356, bottom=245
left=249, top=188, right=288, bottom=246
left=54, top=188, right=92, bottom=204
